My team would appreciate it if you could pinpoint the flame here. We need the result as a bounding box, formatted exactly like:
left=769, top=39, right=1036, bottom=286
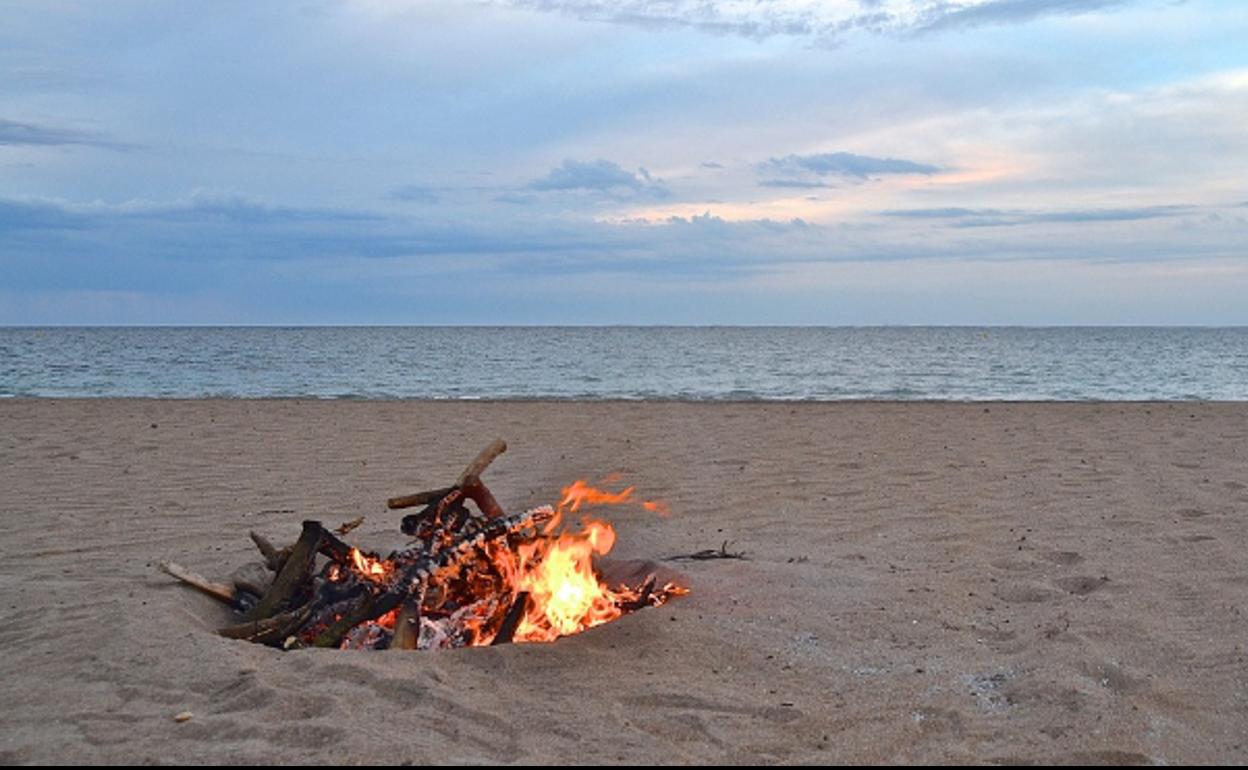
left=350, top=547, right=392, bottom=582
left=511, top=518, right=622, bottom=642
left=498, top=479, right=673, bottom=644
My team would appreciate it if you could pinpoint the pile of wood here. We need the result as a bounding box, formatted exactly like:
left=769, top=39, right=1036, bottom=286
left=158, top=439, right=676, bottom=650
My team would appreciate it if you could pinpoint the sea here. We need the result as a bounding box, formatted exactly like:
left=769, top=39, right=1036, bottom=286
left=1, top=326, right=1245, bottom=400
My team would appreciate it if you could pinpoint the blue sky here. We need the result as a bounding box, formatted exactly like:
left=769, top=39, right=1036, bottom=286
left=2, top=0, right=1246, bottom=324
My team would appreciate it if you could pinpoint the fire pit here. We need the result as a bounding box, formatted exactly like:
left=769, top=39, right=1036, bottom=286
left=158, top=440, right=687, bottom=650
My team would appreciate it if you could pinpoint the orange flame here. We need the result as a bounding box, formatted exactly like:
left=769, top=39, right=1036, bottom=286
left=350, top=547, right=392, bottom=582
left=497, top=479, right=674, bottom=644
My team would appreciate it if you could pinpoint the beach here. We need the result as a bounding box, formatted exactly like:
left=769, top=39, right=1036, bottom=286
left=2, top=399, right=1245, bottom=764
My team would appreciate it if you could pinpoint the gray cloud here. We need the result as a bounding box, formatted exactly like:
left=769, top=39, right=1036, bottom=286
left=496, top=1, right=1142, bottom=44
left=390, top=185, right=441, bottom=204
left=882, top=204, right=1196, bottom=226
left=762, top=152, right=940, bottom=180
left=0, top=117, right=125, bottom=149
left=529, top=158, right=668, bottom=197
left=758, top=178, right=833, bottom=189
left=915, top=0, right=1136, bottom=34
left=0, top=198, right=92, bottom=231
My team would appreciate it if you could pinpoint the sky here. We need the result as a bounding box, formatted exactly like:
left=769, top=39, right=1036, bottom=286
left=2, top=0, right=1247, bottom=325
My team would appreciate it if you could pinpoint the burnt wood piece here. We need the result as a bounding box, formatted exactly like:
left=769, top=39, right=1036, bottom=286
left=398, top=478, right=503, bottom=536
left=386, top=486, right=455, bottom=511
left=315, top=527, right=357, bottom=565
left=617, top=574, right=657, bottom=612
left=400, top=487, right=468, bottom=537
left=219, top=606, right=312, bottom=645
left=386, top=438, right=507, bottom=510
left=491, top=592, right=529, bottom=646
left=157, top=561, right=235, bottom=605
left=310, top=585, right=400, bottom=648
left=390, top=593, right=424, bottom=650
left=313, top=506, right=553, bottom=648
left=243, top=521, right=323, bottom=622
left=461, top=478, right=505, bottom=519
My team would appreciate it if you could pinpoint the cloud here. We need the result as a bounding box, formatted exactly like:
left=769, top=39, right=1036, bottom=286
left=881, top=204, right=1196, bottom=227
left=761, top=151, right=940, bottom=180
left=529, top=158, right=669, bottom=197
left=0, top=117, right=126, bottom=149
left=390, top=185, right=441, bottom=204
left=0, top=198, right=92, bottom=231
left=493, top=191, right=539, bottom=205
left=757, top=178, right=832, bottom=189
left=914, top=0, right=1136, bottom=34
left=494, top=0, right=1143, bottom=44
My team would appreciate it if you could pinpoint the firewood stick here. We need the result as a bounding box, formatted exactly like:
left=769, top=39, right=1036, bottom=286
left=461, top=478, right=505, bottom=519
left=243, top=521, right=322, bottom=622
left=311, top=588, right=402, bottom=648
left=390, top=594, right=423, bottom=650
left=157, top=561, right=236, bottom=605
left=491, top=592, right=529, bottom=646
left=249, top=531, right=293, bottom=572
left=316, top=528, right=356, bottom=565
left=387, top=439, right=507, bottom=510
left=219, top=606, right=311, bottom=645
left=386, top=486, right=455, bottom=510
left=455, top=438, right=506, bottom=487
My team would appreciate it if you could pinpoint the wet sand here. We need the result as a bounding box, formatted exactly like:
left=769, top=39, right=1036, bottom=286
left=1, top=400, right=1246, bottom=764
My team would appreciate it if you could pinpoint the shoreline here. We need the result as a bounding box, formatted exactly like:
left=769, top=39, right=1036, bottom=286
left=4, top=395, right=1248, bottom=403
left=2, top=400, right=1245, bottom=763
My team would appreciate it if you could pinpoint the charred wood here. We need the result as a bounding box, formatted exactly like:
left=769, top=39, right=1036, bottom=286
left=243, top=520, right=323, bottom=622
left=491, top=592, right=529, bottom=646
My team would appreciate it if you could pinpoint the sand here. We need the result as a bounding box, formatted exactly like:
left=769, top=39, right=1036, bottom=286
left=1, top=400, right=1246, bottom=764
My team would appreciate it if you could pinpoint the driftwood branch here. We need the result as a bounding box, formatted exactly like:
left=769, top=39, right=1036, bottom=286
left=219, top=606, right=311, bottom=645
left=249, top=531, right=291, bottom=572
left=456, top=438, right=506, bottom=487
left=666, top=540, right=747, bottom=561
left=243, top=521, right=322, bottom=622
left=157, top=561, right=235, bottom=605
left=386, top=438, right=507, bottom=510
left=386, top=486, right=455, bottom=511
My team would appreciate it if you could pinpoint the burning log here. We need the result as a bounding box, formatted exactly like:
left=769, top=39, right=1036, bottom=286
left=160, top=440, right=687, bottom=651
left=491, top=592, right=529, bottom=646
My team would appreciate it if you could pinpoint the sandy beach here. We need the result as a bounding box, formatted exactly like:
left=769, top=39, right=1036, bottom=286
left=1, top=399, right=1246, bottom=764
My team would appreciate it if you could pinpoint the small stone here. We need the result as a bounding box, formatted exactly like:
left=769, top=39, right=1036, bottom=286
left=174, top=711, right=193, bottom=723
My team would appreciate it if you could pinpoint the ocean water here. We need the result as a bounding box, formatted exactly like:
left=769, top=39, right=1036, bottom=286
left=0, top=326, right=1245, bottom=400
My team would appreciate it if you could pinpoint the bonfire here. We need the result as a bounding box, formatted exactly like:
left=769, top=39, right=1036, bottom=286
left=158, top=440, right=687, bottom=650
